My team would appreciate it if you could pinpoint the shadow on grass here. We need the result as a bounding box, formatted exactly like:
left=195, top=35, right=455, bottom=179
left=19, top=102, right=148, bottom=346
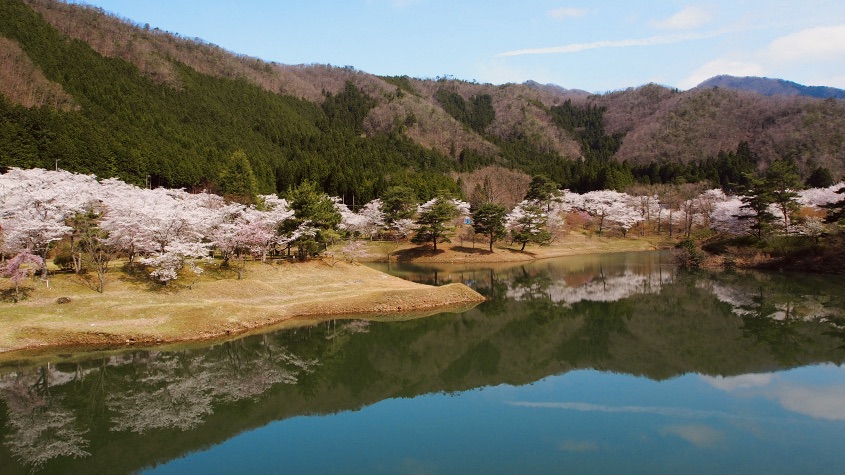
left=1, top=287, right=33, bottom=303
left=392, top=246, right=446, bottom=262
left=117, top=262, right=185, bottom=293
left=117, top=261, right=244, bottom=293
left=501, top=247, right=537, bottom=257
left=451, top=246, right=493, bottom=255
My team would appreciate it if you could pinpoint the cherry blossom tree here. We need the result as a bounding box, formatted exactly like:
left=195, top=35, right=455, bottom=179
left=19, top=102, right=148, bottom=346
left=577, top=190, right=643, bottom=236
left=336, top=198, right=385, bottom=239
left=710, top=196, right=754, bottom=235
left=797, top=183, right=844, bottom=209
left=1, top=251, right=43, bottom=301
left=0, top=168, right=101, bottom=283
left=140, top=241, right=210, bottom=285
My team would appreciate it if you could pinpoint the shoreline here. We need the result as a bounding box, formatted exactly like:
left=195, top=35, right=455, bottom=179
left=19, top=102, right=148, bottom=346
left=0, top=260, right=484, bottom=362
left=1, top=236, right=672, bottom=362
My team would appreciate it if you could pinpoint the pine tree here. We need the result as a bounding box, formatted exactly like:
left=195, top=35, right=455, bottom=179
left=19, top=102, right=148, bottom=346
left=411, top=195, right=459, bottom=251
left=472, top=203, right=506, bottom=252
left=219, top=150, right=259, bottom=204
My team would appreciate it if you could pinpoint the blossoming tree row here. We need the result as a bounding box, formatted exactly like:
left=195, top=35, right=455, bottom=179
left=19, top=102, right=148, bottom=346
left=2, top=168, right=843, bottom=293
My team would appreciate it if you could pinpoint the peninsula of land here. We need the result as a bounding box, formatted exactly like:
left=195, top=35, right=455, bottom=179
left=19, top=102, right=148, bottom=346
left=0, top=259, right=483, bottom=361
left=0, top=236, right=669, bottom=361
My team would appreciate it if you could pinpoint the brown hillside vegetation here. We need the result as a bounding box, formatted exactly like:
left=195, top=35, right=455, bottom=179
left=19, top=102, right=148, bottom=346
left=23, top=0, right=504, bottom=160
left=11, top=0, right=845, bottom=176
left=596, top=84, right=845, bottom=176
left=0, top=36, right=76, bottom=110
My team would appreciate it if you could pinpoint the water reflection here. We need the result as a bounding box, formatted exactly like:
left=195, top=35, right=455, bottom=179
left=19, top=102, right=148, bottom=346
left=702, top=366, right=845, bottom=421
left=1, top=252, right=844, bottom=474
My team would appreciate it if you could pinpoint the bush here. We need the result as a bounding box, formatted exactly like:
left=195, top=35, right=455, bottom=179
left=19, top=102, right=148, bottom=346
left=676, top=238, right=705, bottom=268
left=53, top=252, right=75, bottom=271
left=701, top=235, right=758, bottom=254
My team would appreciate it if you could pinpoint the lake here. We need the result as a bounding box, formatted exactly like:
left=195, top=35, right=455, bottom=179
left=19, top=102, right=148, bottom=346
left=2, top=251, right=845, bottom=474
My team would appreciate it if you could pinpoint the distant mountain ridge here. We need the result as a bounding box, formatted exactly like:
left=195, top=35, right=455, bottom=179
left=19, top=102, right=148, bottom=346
left=522, top=80, right=591, bottom=97
left=696, top=75, right=845, bottom=99
left=1, top=0, right=844, bottom=193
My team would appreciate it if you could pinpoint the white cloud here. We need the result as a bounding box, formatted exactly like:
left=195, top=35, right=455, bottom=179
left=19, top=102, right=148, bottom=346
left=559, top=440, right=599, bottom=452
left=701, top=373, right=775, bottom=391
left=768, top=24, right=845, bottom=62
left=548, top=7, right=588, bottom=20
left=678, top=58, right=765, bottom=89
left=701, top=367, right=845, bottom=422
left=498, top=31, right=716, bottom=57
left=770, top=385, right=845, bottom=421
left=652, top=6, right=713, bottom=30
left=662, top=424, right=724, bottom=447
left=507, top=401, right=731, bottom=418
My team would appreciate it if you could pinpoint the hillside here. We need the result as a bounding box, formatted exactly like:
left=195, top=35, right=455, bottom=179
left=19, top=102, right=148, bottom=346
left=1, top=0, right=845, bottom=197
left=697, top=75, right=845, bottom=99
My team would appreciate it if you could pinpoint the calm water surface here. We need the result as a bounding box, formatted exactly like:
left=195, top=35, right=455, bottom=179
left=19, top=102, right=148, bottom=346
left=2, top=251, right=845, bottom=474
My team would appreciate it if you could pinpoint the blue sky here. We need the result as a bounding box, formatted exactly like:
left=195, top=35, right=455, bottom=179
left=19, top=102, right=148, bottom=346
left=69, top=0, right=845, bottom=92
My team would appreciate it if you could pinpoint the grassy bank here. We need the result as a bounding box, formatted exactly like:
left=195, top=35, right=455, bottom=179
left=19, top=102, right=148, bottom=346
left=349, top=233, right=672, bottom=264
left=0, top=260, right=484, bottom=360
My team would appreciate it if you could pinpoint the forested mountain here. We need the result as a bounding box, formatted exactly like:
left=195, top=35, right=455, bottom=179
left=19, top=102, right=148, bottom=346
left=2, top=0, right=845, bottom=199
left=697, top=75, right=845, bottom=99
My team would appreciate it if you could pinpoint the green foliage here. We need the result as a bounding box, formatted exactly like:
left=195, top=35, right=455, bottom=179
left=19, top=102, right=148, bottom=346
left=0, top=0, right=459, bottom=202
left=434, top=89, right=495, bottom=134
left=492, top=136, right=634, bottom=192
left=806, top=165, right=835, bottom=188
left=509, top=203, right=551, bottom=251
left=71, top=207, right=113, bottom=292
left=727, top=157, right=804, bottom=238
left=320, top=81, right=377, bottom=134
left=525, top=175, right=561, bottom=210
left=824, top=186, right=845, bottom=224
left=765, top=158, right=802, bottom=233
left=471, top=203, right=507, bottom=251
left=411, top=195, right=460, bottom=251
left=379, top=75, right=418, bottom=96
left=549, top=99, right=623, bottom=161
left=381, top=186, right=418, bottom=224
left=5, top=0, right=835, bottom=209
left=219, top=150, right=259, bottom=204
left=675, top=239, right=705, bottom=268
left=631, top=141, right=758, bottom=191
left=283, top=181, right=341, bottom=259
left=739, top=176, right=777, bottom=238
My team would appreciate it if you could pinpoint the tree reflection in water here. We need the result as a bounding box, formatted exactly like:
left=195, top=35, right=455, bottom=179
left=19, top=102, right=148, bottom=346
left=1, top=251, right=844, bottom=473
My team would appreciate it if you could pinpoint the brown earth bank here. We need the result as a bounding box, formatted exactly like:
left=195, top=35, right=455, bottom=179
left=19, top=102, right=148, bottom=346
left=0, top=260, right=484, bottom=361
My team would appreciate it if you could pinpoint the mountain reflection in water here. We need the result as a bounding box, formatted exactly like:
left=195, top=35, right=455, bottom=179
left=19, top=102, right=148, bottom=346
left=2, top=251, right=844, bottom=474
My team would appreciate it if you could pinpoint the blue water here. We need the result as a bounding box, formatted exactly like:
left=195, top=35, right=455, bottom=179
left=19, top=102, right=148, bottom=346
left=143, top=365, right=845, bottom=475
left=3, top=251, right=845, bottom=474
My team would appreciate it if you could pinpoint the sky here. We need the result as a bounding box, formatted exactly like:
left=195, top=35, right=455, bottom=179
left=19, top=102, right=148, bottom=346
left=67, top=0, right=845, bottom=93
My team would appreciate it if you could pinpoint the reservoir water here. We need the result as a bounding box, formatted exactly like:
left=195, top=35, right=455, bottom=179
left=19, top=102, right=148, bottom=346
left=2, top=251, right=844, bottom=474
